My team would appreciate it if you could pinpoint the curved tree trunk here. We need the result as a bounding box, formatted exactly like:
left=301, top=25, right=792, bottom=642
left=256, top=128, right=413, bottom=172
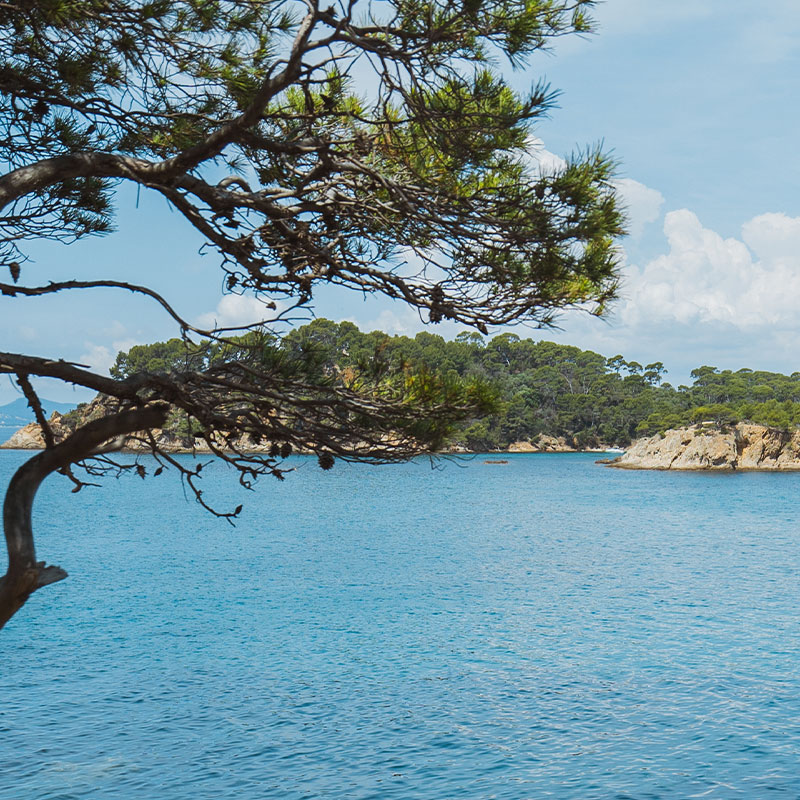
left=0, top=403, right=169, bottom=630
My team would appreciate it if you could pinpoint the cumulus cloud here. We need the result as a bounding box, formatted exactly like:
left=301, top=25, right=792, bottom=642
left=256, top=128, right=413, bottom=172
left=741, top=212, right=800, bottom=263
left=197, top=293, right=281, bottom=330
left=502, top=206, right=800, bottom=384
left=621, top=209, right=800, bottom=330
left=359, top=307, right=460, bottom=339
left=613, top=178, right=665, bottom=238
left=362, top=309, right=419, bottom=336
left=334, top=304, right=464, bottom=341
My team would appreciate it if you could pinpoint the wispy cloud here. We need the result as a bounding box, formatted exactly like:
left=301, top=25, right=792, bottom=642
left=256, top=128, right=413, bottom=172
left=526, top=136, right=567, bottom=177
left=79, top=337, right=140, bottom=375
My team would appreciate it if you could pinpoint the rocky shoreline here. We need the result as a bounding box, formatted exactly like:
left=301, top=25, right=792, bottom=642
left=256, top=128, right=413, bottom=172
left=0, top=411, right=609, bottom=456
left=607, top=423, right=800, bottom=471
left=0, top=411, right=314, bottom=456
left=6, top=410, right=798, bottom=469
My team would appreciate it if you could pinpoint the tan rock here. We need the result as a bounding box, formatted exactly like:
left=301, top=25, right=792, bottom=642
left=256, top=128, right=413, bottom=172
left=441, top=444, right=472, bottom=454
left=609, top=423, right=800, bottom=471
left=536, top=434, right=576, bottom=452
left=1, top=422, right=48, bottom=449
left=508, top=440, right=537, bottom=452
left=506, top=435, right=577, bottom=453
left=671, top=430, right=736, bottom=469
left=1, top=401, right=321, bottom=455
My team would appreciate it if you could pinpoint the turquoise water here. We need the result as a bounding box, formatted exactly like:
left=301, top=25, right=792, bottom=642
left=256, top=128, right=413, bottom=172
left=2, top=450, right=800, bottom=798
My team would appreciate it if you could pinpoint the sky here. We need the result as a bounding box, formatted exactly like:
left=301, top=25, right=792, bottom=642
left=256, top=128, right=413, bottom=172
left=3, top=0, right=800, bottom=405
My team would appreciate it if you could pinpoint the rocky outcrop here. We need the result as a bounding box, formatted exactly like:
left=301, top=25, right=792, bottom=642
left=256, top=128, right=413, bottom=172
left=507, top=440, right=537, bottom=452
left=608, top=423, right=800, bottom=470
left=441, top=443, right=473, bottom=454
left=2, top=412, right=70, bottom=450
left=2, top=421, right=49, bottom=450
left=0, top=400, right=284, bottom=455
left=508, top=435, right=576, bottom=453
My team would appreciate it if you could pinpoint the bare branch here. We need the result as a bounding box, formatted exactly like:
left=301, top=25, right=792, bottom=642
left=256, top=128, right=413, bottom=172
left=0, top=352, right=135, bottom=398
left=15, top=372, right=54, bottom=448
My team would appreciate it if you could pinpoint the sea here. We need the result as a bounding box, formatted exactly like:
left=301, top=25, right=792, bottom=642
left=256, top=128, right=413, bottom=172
left=2, top=449, right=799, bottom=799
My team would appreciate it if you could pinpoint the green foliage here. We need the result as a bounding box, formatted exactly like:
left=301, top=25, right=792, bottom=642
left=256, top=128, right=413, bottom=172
left=114, top=321, right=800, bottom=451
left=110, top=322, right=499, bottom=452
left=1, top=0, right=623, bottom=331
left=110, top=338, right=210, bottom=378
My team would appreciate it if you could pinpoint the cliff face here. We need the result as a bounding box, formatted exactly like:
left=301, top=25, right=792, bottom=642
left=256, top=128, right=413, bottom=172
left=609, top=423, right=800, bottom=470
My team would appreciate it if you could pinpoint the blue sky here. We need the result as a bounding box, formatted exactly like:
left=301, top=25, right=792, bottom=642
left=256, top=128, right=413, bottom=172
left=4, top=0, right=800, bottom=405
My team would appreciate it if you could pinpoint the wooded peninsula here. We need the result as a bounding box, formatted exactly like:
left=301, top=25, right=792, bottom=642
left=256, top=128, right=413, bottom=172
left=69, top=319, right=800, bottom=452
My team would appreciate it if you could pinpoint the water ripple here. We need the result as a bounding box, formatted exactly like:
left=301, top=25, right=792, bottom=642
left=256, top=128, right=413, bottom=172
left=2, top=453, right=800, bottom=798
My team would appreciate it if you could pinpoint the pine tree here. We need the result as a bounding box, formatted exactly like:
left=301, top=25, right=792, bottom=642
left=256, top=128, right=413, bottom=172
left=0, top=0, right=624, bottom=627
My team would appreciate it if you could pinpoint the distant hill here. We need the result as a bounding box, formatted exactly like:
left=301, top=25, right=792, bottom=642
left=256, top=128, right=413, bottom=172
left=0, top=397, right=76, bottom=443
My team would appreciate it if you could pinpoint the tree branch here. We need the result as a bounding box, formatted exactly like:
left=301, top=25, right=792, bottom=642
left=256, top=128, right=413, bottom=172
left=156, top=6, right=321, bottom=177
left=0, top=351, right=138, bottom=397
left=15, top=372, right=54, bottom=448
left=0, top=152, right=157, bottom=211
left=0, top=403, right=169, bottom=629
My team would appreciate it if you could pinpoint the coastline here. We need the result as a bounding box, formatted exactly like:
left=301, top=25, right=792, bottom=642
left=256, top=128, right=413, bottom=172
left=0, top=414, right=621, bottom=456
left=8, top=417, right=800, bottom=471
left=0, top=443, right=622, bottom=456
left=605, top=423, right=800, bottom=471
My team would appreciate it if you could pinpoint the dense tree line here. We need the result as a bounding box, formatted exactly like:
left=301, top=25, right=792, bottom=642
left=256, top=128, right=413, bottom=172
left=106, top=320, right=800, bottom=451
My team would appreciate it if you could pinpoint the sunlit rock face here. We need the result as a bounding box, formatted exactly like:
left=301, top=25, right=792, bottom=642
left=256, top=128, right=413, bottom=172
left=609, top=424, right=800, bottom=470
left=0, top=412, right=68, bottom=449
left=508, top=436, right=576, bottom=453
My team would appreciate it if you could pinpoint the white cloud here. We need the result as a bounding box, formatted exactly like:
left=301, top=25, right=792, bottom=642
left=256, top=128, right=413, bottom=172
left=741, top=212, right=800, bottom=264
left=621, top=209, right=800, bottom=330
left=102, top=320, right=128, bottom=339
left=78, top=344, right=115, bottom=375
left=516, top=205, right=800, bottom=384
left=613, top=178, right=665, bottom=238
left=362, top=307, right=437, bottom=337
left=363, top=309, right=416, bottom=335
left=197, top=293, right=281, bottom=330
left=526, top=136, right=567, bottom=177
left=78, top=338, right=140, bottom=375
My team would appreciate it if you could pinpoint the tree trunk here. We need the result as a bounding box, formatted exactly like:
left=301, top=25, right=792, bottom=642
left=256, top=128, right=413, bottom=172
left=0, top=403, right=168, bottom=630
